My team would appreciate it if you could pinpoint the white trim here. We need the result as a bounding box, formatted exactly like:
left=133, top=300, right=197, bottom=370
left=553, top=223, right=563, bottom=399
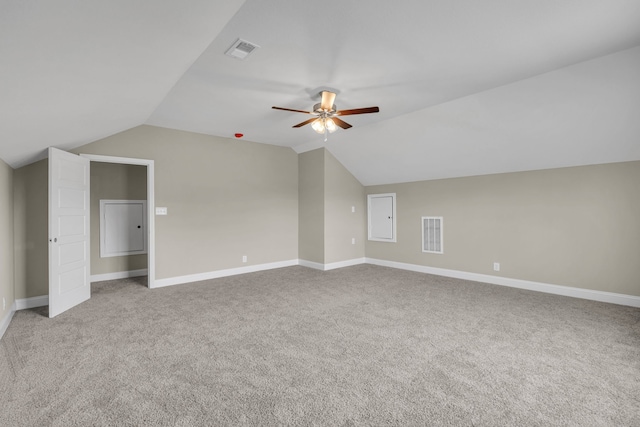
left=154, top=259, right=299, bottom=288
left=299, top=258, right=367, bottom=271
left=0, top=303, right=16, bottom=340
left=365, top=258, right=640, bottom=308
left=79, top=154, right=153, bottom=167
left=325, top=258, right=367, bottom=270
left=80, top=154, right=155, bottom=289
left=91, top=269, right=148, bottom=283
left=298, top=259, right=325, bottom=270
left=15, top=295, right=49, bottom=310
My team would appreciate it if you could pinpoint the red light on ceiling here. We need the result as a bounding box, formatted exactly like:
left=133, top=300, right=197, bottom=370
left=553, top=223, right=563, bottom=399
left=234, top=133, right=244, bottom=138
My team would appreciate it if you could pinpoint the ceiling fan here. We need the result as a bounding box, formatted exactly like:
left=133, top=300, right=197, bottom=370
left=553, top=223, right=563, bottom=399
left=272, top=91, right=379, bottom=140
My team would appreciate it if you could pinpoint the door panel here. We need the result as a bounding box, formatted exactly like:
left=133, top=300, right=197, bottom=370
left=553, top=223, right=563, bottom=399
left=368, top=193, right=397, bottom=242
left=371, top=196, right=393, bottom=239
left=49, top=147, right=91, bottom=318
left=58, top=187, right=85, bottom=208
left=59, top=215, right=86, bottom=236
left=59, top=241, right=86, bottom=266
left=100, top=200, right=147, bottom=257
left=58, top=267, right=87, bottom=293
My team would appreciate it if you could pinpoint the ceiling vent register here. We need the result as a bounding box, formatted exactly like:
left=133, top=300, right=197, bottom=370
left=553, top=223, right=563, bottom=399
left=225, top=38, right=260, bottom=60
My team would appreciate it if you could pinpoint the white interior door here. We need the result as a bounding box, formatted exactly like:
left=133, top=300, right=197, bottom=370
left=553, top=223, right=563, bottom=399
left=48, top=147, right=90, bottom=318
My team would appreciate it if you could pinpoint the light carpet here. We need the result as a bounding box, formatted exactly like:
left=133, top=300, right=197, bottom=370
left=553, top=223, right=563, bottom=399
left=1, top=265, right=639, bottom=426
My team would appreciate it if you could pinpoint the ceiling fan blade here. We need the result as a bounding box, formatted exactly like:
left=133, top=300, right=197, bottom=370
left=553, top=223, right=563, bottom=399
left=292, top=117, right=318, bottom=128
left=272, top=106, right=312, bottom=114
left=336, top=106, right=380, bottom=116
left=320, top=91, right=336, bottom=111
left=331, top=117, right=352, bottom=129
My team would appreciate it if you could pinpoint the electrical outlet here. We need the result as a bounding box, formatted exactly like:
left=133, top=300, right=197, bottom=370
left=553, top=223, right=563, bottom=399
left=351, top=206, right=355, bottom=213
left=493, top=262, right=500, bottom=271
left=242, top=255, right=247, bottom=263
left=2, top=297, right=5, bottom=311
left=351, top=237, right=356, bottom=245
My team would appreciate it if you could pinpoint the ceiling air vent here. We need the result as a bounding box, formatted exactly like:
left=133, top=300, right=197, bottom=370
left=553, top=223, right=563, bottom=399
left=225, top=38, right=260, bottom=60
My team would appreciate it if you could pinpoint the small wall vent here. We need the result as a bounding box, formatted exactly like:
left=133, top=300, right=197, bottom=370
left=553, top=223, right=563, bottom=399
left=225, top=38, right=260, bottom=60
left=422, top=216, right=443, bottom=254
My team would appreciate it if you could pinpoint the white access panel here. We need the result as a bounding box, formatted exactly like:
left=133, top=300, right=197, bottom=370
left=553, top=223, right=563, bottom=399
left=100, top=200, right=147, bottom=257
left=368, top=193, right=397, bottom=242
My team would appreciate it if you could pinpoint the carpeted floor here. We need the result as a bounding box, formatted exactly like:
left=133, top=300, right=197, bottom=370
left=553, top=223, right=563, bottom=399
left=1, top=265, right=639, bottom=426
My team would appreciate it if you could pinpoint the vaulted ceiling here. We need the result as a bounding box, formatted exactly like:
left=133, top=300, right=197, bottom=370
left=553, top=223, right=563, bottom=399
left=2, top=0, right=640, bottom=185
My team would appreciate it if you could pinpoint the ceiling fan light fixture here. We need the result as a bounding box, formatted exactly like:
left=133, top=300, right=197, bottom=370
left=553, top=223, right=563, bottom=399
left=325, top=118, right=337, bottom=133
left=311, top=119, right=325, bottom=134
left=311, top=118, right=337, bottom=135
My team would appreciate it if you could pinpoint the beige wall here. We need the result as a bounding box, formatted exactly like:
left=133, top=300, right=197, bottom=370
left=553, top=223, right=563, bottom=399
left=298, top=149, right=325, bottom=263
left=13, top=160, right=47, bottom=299
left=298, top=148, right=366, bottom=265
left=11, top=124, right=635, bottom=300
left=0, top=158, right=14, bottom=320
left=323, top=150, right=365, bottom=264
left=90, top=162, right=147, bottom=275
left=74, top=125, right=299, bottom=280
left=365, top=161, right=640, bottom=296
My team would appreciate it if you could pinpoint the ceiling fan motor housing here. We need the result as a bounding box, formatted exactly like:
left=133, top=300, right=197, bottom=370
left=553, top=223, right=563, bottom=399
left=313, top=103, right=337, bottom=114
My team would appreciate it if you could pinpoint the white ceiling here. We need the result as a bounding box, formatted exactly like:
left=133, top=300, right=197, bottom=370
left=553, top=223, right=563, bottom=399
left=0, top=0, right=245, bottom=168
left=2, top=0, right=640, bottom=185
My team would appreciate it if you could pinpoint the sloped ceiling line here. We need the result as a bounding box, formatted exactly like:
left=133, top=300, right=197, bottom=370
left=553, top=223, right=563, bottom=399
left=1, top=0, right=639, bottom=185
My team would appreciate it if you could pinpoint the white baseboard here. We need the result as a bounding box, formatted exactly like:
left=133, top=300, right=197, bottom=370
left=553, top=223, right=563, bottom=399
left=325, top=258, right=367, bottom=271
left=299, top=258, right=366, bottom=271
left=15, top=295, right=49, bottom=310
left=6, top=259, right=634, bottom=328
left=2, top=296, right=50, bottom=340
left=0, top=302, right=16, bottom=341
left=365, top=258, right=640, bottom=308
left=153, top=259, right=299, bottom=288
left=91, top=269, right=148, bottom=283
left=298, top=259, right=325, bottom=270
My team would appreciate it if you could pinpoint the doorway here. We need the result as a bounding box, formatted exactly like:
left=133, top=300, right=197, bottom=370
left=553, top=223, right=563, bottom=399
left=80, top=154, right=156, bottom=289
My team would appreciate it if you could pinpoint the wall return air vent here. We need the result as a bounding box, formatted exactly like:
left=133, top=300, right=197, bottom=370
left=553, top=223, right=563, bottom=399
left=422, top=216, right=443, bottom=254
left=225, top=38, right=260, bottom=60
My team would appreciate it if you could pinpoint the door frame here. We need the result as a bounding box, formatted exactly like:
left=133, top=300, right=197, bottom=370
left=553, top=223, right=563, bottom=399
left=79, top=154, right=156, bottom=289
